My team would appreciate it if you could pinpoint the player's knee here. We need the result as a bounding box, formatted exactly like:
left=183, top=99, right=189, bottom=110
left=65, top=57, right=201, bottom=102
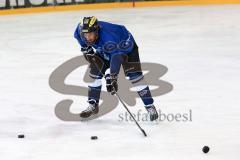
left=89, top=72, right=103, bottom=80
left=88, top=76, right=102, bottom=88
left=127, top=72, right=148, bottom=91
left=128, top=72, right=144, bottom=84
left=105, top=68, right=110, bottom=75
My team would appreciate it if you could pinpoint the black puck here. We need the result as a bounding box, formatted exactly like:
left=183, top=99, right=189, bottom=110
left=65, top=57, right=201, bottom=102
left=18, top=134, right=25, bottom=138
left=202, top=146, right=210, bottom=153
left=91, top=136, right=98, bottom=140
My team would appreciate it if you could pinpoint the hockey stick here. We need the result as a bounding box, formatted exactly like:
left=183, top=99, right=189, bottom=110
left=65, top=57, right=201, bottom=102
left=90, top=56, right=147, bottom=137
left=115, top=92, right=147, bottom=137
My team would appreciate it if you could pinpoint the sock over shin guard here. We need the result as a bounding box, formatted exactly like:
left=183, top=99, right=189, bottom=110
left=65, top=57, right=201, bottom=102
left=88, top=85, right=102, bottom=104
left=88, top=78, right=102, bottom=104
left=137, top=86, right=154, bottom=106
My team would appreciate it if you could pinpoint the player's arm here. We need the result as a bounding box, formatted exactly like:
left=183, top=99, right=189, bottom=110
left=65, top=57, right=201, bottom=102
left=105, top=53, right=126, bottom=95
left=105, top=28, right=135, bottom=94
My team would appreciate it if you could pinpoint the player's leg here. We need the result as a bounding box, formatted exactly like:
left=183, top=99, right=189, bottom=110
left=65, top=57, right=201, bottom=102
left=80, top=55, right=109, bottom=118
left=123, top=43, right=158, bottom=121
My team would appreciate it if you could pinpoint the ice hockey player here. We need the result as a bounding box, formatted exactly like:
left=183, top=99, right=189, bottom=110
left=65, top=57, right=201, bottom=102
left=74, top=16, right=158, bottom=121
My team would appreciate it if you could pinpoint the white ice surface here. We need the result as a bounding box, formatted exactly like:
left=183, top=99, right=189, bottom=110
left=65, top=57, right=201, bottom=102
left=0, top=4, right=240, bottom=160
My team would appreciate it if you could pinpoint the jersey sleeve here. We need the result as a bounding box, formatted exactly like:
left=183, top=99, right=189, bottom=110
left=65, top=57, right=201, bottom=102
left=110, top=53, right=125, bottom=75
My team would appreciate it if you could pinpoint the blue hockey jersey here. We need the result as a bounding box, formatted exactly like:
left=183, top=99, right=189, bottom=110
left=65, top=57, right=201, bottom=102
left=74, top=21, right=136, bottom=75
